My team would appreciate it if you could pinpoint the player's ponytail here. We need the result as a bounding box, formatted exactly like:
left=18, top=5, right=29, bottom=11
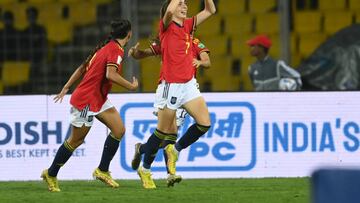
left=83, top=19, right=131, bottom=68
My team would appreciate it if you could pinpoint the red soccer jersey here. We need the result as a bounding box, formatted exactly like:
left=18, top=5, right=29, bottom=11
left=70, top=40, right=124, bottom=112
left=191, top=37, right=210, bottom=76
left=159, top=17, right=196, bottom=83
left=151, top=38, right=209, bottom=62
left=150, top=37, right=210, bottom=78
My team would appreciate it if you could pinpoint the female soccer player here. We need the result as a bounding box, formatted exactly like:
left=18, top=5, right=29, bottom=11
left=41, top=19, right=138, bottom=192
left=133, top=0, right=216, bottom=189
left=128, top=36, right=211, bottom=187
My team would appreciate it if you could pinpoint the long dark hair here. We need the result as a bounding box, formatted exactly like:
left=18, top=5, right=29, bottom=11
left=160, top=0, right=171, bottom=19
left=83, top=19, right=131, bottom=67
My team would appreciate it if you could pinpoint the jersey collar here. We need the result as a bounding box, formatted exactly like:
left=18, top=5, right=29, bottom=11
left=113, top=39, right=124, bottom=51
left=173, top=20, right=184, bottom=28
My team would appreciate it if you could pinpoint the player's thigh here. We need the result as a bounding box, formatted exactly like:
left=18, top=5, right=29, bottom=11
left=67, top=125, right=91, bottom=148
left=96, top=107, right=125, bottom=139
left=157, top=107, right=177, bottom=133
left=183, top=96, right=210, bottom=126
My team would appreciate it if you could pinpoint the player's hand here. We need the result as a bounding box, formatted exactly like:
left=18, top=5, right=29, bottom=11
left=53, top=87, right=69, bottom=103
left=192, top=59, right=202, bottom=68
left=128, top=42, right=140, bottom=57
left=128, top=76, right=139, bottom=91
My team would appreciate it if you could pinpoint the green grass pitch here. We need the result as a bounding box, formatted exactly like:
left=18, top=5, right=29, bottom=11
left=0, top=178, right=309, bottom=203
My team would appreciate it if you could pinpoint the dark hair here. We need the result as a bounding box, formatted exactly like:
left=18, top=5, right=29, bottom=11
left=110, top=19, right=131, bottom=39
left=83, top=19, right=131, bottom=67
left=160, top=0, right=171, bottom=19
left=26, top=7, right=38, bottom=18
left=3, top=11, right=14, bottom=21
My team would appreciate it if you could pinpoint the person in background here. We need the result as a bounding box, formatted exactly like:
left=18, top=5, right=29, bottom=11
left=247, top=34, right=302, bottom=91
left=22, top=7, right=47, bottom=65
left=0, top=11, right=20, bottom=61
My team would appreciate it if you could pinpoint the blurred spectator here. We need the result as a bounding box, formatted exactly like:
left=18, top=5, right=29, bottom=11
left=0, top=11, right=20, bottom=61
left=247, top=34, right=302, bottom=91
left=22, top=7, right=47, bottom=65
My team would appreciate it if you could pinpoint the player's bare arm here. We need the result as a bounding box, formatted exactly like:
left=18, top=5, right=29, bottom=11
left=163, top=0, right=181, bottom=29
left=128, top=42, right=155, bottom=59
left=54, top=64, right=86, bottom=103
left=196, top=0, right=216, bottom=26
left=106, top=65, right=138, bottom=91
left=193, top=52, right=211, bottom=69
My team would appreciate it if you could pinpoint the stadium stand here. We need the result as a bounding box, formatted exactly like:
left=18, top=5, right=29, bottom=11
left=205, top=57, right=233, bottom=91
left=224, top=14, right=254, bottom=38
left=186, top=0, right=200, bottom=16
left=349, top=0, right=360, bottom=11
left=46, top=19, right=73, bottom=44
left=323, top=11, right=353, bottom=35
left=266, top=33, right=298, bottom=59
left=2, top=2, right=29, bottom=30
left=255, top=13, right=279, bottom=34
left=203, top=56, right=232, bottom=78
left=294, top=11, right=322, bottom=33
left=318, top=0, right=346, bottom=11
left=200, top=35, right=228, bottom=56
left=248, top=0, right=277, bottom=13
left=239, top=56, right=254, bottom=90
left=0, top=0, right=13, bottom=5
left=0, top=0, right=358, bottom=94
left=68, top=1, right=97, bottom=26
left=230, top=33, right=257, bottom=57
left=299, top=33, right=327, bottom=58
left=139, top=57, right=161, bottom=92
left=196, top=14, right=223, bottom=36
left=218, top=0, right=246, bottom=16
left=356, top=13, right=360, bottom=23
left=27, top=0, right=54, bottom=3
left=1, top=61, right=30, bottom=87
left=35, top=2, right=64, bottom=26
left=0, top=0, right=122, bottom=94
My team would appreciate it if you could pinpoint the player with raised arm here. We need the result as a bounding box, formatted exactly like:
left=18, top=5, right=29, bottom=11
left=132, top=0, right=216, bottom=189
left=128, top=35, right=211, bottom=187
left=41, top=19, right=138, bottom=192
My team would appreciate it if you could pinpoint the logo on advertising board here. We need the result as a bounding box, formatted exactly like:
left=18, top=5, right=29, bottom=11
left=119, top=102, right=256, bottom=172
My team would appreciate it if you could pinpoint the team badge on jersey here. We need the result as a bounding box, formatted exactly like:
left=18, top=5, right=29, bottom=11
left=198, top=43, right=205, bottom=49
left=117, top=55, right=122, bottom=64
left=170, top=97, right=177, bottom=105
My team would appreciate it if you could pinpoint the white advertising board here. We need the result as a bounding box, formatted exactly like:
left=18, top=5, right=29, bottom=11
left=0, top=92, right=359, bottom=180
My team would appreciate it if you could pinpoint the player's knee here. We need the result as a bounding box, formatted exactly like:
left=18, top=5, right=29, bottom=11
left=193, top=113, right=211, bottom=127
left=112, top=127, right=125, bottom=139
left=197, top=117, right=211, bottom=127
left=67, top=138, right=84, bottom=149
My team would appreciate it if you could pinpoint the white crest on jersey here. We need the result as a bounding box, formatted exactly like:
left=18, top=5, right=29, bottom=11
left=117, top=55, right=122, bottom=64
